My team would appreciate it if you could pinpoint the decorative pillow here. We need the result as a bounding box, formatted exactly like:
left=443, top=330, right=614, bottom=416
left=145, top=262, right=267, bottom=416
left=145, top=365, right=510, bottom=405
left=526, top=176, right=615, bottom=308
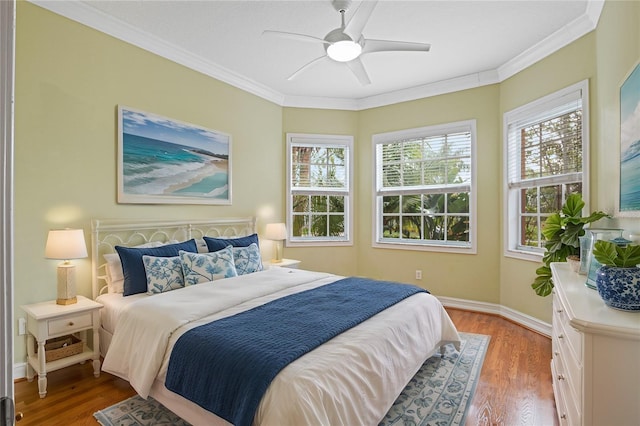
left=203, top=233, right=259, bottom=252
left=104, top=241, right=170, bottom=293
left=232, top=243, right=263, bottom=275
left=116, top=239, right=198, bottom=296
left=143, top=255, right=185, bottom=294
left=179, top=247, right=237, bottom=286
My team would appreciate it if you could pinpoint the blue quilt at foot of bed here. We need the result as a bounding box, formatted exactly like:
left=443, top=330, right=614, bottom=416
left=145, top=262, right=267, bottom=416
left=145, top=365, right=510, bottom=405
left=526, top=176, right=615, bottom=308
left=165, top=276, right=427, bottom=426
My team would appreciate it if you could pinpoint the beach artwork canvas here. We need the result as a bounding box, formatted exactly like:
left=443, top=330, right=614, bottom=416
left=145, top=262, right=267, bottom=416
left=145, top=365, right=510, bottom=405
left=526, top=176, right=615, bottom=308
left=118, top=106, right=231, bottom=205
left=619, top=62, right=640, bottom=215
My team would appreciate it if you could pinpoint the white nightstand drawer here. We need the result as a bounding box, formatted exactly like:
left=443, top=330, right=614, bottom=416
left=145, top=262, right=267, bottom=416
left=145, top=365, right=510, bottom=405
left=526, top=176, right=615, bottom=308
left=48, top=312, right=92, bottom=335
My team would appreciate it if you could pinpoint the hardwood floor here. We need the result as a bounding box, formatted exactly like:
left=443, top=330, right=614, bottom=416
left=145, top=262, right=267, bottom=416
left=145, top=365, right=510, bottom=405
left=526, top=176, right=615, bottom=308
left=13, top=309, right=557, bottom=426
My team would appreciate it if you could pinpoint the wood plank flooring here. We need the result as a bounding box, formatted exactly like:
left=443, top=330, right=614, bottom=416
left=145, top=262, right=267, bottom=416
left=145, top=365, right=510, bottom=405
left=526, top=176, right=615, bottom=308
left=13, top=309, right=557, bottom=426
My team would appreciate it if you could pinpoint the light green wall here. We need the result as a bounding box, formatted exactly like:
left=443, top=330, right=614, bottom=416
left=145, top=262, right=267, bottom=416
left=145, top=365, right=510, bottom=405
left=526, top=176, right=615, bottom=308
left=281, top=108, right=359, bottom=276
left=498, top=0, right=640, bottom=323
left=13, top=2, right=283, bottom=364
left=355, top=86, right=501, bottom=300
left=13, top=0, right=640, bottom=366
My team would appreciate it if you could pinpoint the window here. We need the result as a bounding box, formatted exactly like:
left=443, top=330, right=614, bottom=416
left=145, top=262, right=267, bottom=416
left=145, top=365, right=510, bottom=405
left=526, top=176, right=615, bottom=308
left=373, top=120, right=476, bottom=253
left=504, top=80, right=589, bottom=260
left=286, top=133, right=353, bottom=246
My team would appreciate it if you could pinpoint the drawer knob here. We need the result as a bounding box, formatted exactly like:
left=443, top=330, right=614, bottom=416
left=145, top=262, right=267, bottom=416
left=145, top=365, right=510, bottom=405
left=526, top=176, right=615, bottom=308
left=68, top=321, right=74, bottom=326
left=561, top=414, right=567, bottom=420
left=554, top=351, right=559, bottom=356
left=558, top=334, right=564, bottom=339
left=556, top=308, right=563, bottom=313
left=558, top=374, right=565, bottom=381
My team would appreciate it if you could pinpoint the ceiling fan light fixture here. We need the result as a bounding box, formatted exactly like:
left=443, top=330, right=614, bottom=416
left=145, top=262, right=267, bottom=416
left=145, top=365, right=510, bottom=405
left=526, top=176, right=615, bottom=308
left=327, top=40, right=362, bottom=62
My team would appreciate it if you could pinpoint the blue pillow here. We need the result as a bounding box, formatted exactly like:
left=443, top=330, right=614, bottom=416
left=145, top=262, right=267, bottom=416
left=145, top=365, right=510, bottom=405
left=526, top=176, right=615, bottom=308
left=116, top=239, right=198, bottom=296
left=203, top=233, right=259, bottom=252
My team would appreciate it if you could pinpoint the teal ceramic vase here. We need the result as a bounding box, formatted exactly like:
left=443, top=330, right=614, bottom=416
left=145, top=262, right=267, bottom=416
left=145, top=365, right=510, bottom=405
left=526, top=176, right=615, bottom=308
left=595, top=266, right=640, bottom=311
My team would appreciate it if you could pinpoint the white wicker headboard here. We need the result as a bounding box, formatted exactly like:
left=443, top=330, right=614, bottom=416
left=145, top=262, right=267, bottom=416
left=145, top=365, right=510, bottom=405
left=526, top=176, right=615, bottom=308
left=91, top=217, right=257, bottom=299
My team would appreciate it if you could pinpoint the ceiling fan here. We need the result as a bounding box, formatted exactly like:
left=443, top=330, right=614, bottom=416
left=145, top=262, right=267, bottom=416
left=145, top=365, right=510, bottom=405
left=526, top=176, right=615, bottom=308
left=263, top=0, right=431, bottom=85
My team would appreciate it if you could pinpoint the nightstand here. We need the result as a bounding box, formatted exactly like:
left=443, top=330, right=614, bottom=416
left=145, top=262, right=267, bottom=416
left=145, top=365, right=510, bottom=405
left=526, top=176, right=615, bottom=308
left=21, top=295, right=102, bottom=398
left=263, top=258, right=301, bottom=269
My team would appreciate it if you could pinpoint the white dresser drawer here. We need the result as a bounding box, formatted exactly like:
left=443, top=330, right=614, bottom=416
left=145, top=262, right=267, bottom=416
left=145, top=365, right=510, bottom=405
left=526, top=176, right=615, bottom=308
left=553, top=293, right=582, bottom=361
left=48, top=312, right=93, bottom=336
left=552, top=357, right=581, bottom=426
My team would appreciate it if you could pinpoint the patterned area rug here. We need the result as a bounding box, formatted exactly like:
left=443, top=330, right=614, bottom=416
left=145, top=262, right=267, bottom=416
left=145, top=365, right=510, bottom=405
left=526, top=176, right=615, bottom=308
left=94, top=332, right=489, bottom=426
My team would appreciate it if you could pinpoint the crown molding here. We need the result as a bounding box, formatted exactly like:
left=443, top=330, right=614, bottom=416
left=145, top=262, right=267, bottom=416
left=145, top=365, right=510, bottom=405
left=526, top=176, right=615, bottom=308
left=29, top=0, right=602, bottom=111
left=497, top=0, right=604, bottom=81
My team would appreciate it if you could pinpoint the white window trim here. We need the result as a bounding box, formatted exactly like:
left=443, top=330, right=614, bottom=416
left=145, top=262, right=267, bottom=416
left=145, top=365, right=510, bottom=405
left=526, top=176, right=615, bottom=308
left=372, top=120, right=477, bottom=254
left=286, top=133, right=354, bottom=247
left=502, top=79, right=590, bottom=262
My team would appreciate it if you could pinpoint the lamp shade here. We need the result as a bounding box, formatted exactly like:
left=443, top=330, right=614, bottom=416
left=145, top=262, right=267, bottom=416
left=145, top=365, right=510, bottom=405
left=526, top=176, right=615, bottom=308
left=265, top=223, right=287, bottom=241
left=45, top=229, right=88, bottom=260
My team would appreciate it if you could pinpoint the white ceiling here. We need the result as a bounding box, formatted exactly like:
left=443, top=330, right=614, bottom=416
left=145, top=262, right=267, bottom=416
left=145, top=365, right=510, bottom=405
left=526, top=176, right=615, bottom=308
left=33, top=0, right=603, bottom=110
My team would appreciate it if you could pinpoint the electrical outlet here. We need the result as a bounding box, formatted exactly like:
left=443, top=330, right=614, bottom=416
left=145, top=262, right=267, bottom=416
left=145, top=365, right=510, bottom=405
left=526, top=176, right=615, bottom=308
left=18, top=318, right=26, bottom=335
left=415, top=270, right=422, bottom=280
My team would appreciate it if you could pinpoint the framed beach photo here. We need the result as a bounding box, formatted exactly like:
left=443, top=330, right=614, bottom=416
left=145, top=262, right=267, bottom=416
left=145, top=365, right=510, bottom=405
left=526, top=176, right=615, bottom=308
left=117, top=106, right=231, bottom=205
left=618, top=61, right=640, bottom=216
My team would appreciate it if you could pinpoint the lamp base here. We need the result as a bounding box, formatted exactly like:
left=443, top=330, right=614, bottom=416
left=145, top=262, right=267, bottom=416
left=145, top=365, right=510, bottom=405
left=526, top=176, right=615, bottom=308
left=270, top=258, right=283, bottom=264
left=56, top=263, right=77, bottom=305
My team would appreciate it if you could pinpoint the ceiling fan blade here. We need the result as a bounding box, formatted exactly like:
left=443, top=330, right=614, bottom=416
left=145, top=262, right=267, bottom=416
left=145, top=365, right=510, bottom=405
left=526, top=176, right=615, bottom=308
left=287, top=55, right=329, bottom=80
left=346, top=57, right=371, bottom=85
left=262, top=30, right=329, bottom=45
left=362, top=38, right=431, bottom=54
left=344, top=0, right=378, bottom=40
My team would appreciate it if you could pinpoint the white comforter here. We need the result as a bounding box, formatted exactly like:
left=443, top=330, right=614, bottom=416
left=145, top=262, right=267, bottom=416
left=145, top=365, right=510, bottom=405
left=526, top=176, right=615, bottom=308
left=102, top=268, right=460, bottom=426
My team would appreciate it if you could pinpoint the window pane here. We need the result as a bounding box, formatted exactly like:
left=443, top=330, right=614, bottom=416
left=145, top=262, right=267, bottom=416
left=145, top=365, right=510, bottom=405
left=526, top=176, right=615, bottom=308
left=310, top=195, right=327, bottom=212
left=292, top=215, right=309, bottom=237
left=522, top=188, right=537, bottom=214
left=423, top=193, right=445, bottom=214
left=310, top=215, right=328, bottom=237
left=520, top=216, right=539, bottom=247
left=383, top=196, right=400, bottom=213
left=402, top=216, right=421, bottom=239
left=402, top=195, right=421, bottom=214
left=328, top=196, right=344, bottom=213
left=382, top=143, right=401, bottom=163
left=447, top=216, right=469, bottom=242
left=292, top=195, right=308, bottom=213
left=328, top=215, right=345, bottom=237
left=540, top=185, right=561, bottom=213
left=424, top=216, right=444, bottom=240
left=291, top=164, right=310, bottom=188
left=403, top=140, right=422, bottom=162
left=447, top=192, right=469, bottom=213
left=383, top=216, right=400, bottom=238
left=327, top=147, right=345, bottom=166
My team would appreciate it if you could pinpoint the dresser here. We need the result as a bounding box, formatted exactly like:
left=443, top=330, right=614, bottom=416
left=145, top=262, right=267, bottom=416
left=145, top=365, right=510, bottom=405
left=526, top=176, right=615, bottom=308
left=550, top=262, right=640, bottom=425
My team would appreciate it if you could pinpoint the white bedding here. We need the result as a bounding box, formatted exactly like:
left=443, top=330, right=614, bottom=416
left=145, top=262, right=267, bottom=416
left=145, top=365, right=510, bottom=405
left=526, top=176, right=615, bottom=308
left=101, top=268, right=460, bottom=426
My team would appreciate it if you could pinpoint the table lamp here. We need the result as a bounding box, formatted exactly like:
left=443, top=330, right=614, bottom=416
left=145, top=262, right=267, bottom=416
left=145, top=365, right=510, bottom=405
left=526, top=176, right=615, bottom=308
left=265, top=223, right=287, bottom=263
left=45, top=228, right=88, bottom=305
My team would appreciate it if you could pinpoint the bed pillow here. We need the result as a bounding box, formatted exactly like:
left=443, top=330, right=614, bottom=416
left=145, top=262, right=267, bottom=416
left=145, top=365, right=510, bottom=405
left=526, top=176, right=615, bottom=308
left=104, top=241, right=170, bottom=293
left=203, top=233, right=259, bottom=252
left=116, top=239, right=198, bottom=296
left=232, top=243, right=263, bottom=275
left=179, top=247, right=237, bottom=286
left=143, top=255, right=185, bottom=294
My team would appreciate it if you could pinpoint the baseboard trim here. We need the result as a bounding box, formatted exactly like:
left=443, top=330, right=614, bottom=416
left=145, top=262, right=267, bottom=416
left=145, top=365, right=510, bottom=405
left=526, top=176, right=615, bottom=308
left=13, top=299, right=550, bottom=380
left=436, top=296, right=551, bottom=337
left=14, top=362, right=26, bottom=380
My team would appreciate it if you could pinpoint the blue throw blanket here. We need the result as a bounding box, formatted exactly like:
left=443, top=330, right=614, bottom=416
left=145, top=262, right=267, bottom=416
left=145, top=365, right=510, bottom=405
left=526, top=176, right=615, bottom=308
left=165, top=277, right=426, bottom=426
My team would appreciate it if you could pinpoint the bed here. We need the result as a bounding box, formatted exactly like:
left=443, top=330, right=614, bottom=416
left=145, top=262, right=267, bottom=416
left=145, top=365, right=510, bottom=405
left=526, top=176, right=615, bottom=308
left=91, top=217, right=461, bottom=426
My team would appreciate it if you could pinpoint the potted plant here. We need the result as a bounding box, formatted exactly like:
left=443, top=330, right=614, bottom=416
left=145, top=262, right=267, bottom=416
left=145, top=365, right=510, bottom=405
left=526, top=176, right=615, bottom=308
left=592, top=240, right=640, bottom=311
left=531, top=193, right=608, bottom=297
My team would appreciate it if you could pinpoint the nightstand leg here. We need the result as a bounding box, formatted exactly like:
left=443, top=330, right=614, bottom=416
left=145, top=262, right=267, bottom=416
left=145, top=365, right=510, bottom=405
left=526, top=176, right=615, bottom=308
left=36, top=340, right=47, bottom=398
left=25, top=335, right=34, bottom=382
left=92, top=326, right=100, bottom=377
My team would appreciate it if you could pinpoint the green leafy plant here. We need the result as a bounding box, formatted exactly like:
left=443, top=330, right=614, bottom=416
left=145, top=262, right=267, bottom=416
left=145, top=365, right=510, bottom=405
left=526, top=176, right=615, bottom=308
left=593, top=240, right=640, bottom=267
left=531, top=193, right=609, bottom=297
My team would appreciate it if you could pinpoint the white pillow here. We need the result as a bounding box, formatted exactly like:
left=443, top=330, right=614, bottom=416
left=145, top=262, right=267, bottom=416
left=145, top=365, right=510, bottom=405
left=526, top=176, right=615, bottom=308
left=104, top=240, right=176, bottom=293
left=179, top=247, right=237, bottom=286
